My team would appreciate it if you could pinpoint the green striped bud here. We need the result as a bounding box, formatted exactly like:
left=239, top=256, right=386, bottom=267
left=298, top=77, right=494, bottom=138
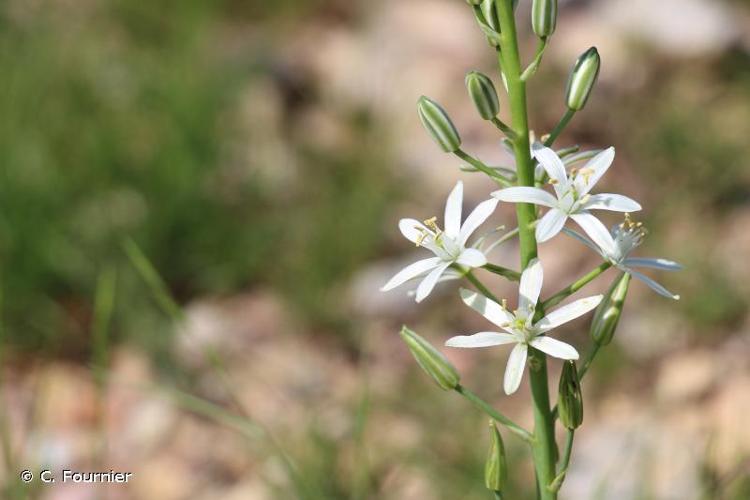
left=532, top=0, right=557, bottom=38
left=558, top=361, right=583, bottom=430
left=400, top=326, right=460, bottom=391
left=484, top=421, right=508, bottom=492
left=565, top=47, right=600, bottom=111
left=481, top=0, right=500, bottom=33
left=465, top=71, right=500, bottom=120
left=466, top=0, right=482, bottom=5
left=590, top=272, right=631, bottom=346
left=417, top=96, right=462, bottom=153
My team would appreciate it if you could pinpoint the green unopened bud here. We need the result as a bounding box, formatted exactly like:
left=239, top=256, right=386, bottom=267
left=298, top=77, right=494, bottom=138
left=558, top=361, right=583, bottom=430
left=417, top=96, right=462, bottom=153
left=590, top=272, right=631, bottom=346
left=465, top=71, right=500, bottom=120
left=484, top=421, right=508, bottom=492
left=532, top=0, right=557, bottom=38
left=481, top=0, right=500, bottom=32
left=400, top=326, right=460, bottom=390
left=466, top=0, right=482, bottom=5
left=565, top=47, right=601, bottom=111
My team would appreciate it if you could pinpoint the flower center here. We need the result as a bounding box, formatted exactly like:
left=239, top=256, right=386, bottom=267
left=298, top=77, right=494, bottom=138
left=612, top=213, right=647, bottom=261
left=415, top=216, right=461, bottom=259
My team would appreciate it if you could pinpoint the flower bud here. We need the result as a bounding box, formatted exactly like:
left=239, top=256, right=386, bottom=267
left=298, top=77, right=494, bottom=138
left=466, top=0, right=482, bottom=5
left=532, top=0, right=557, bottom=38
left=481, top=0, right=500, bottom=33
left=565, top=47, right=600, bottom=111
left=400, top=326, right=460, bottom=391
left=590, top=272, right=631, bottom=346
left=558, top=361, right=583, bottom=430
left=417, top=96, right=462, bottom=153
left=465, top=71, right=500, bottom=120
left=484, top=421, right=508, bottom=492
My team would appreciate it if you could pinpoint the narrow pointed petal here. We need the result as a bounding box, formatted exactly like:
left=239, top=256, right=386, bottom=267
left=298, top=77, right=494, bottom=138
left=530, top=336, right=579, bottom=360
left=446, top=331, right=517, bottom=348
left=504, top=343, right=528, bottom=395
left=460, top=288, right=514, bottom=328
left=535, top=295, right=603, bottom=332
left=381, top=257, right=442, bottom=292
left=535, top=208, right=568, bottom=242
left=459, top=198, right=499, bottom=245
left=582, top=193, right=642, bottom=212
left=561, top=227, right=604, bottom=256
left=492, top=187, right=558, bottom=208
left=623, top=257, right=683, bottom=271
left=456, top=248, right=487, bottom=268
left=444, top=181, right=463, bottom=239
left=570, top=212, right=617, bottom=257
left=575, top=147, right=614, bottom=195
left=628, top=269, right=680, bottom=300
left=533, top=145, right=569, bottom=197
left=415, top=261, right=452, bottom=302
left=518, top=258, right=544, bottom=312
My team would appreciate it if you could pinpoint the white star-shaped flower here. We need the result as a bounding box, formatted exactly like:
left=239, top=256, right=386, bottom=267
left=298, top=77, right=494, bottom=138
left=381, top=181, right=499, bottom=302
left=492, top=146, right=641, bottom=250
left=446, top=259, right=602, bottom=394
left=564, top=216, right=682, bottom=300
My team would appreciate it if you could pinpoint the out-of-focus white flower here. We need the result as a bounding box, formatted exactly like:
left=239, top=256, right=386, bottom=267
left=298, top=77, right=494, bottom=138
left=381, top=181, right=498, bottom=302
left=446, top=259, right=602, bottom=394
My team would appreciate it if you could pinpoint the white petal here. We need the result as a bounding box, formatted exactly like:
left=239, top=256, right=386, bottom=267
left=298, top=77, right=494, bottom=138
left=535, top=208, right=568, bottom=243
left=561, top=227, right=605, bottom=257
left=460, top=288, right=514, bottom=328
left=628, top=269, right=680, bottom=300
left=445, top=331, right=518, bottom=348
left=504, top=343, right=528, bottom=395
left=535, top=295, right=603, bottom=332
left=622, top=257, right=683, bottom=271
left=570, top=212, right=617, bottom=257
left=575, top=147, right=615, bottom=195
left=582, top=193, right=642, bottom=212
left=518, top=258, right=544, bottom=312
left=444, top=181, right=463, bottom=240
left=532, top=145, right=569, bottom=197
left=399, top=218, right=429, bottom=244
left=529, top=337, right=579, bottom=360
left=415, top=261, right=452, bottom=302
left=456, top=248, right=487, bottom=268
left=492, top=187, right=558, bottom=208
left=381, top=257, right=442, bottom=291
left=459, top=198, right=499, bottom=245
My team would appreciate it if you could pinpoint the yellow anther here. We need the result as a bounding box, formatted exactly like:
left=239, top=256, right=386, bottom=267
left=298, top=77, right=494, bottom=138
left=501, top=299, right=508, bottom=310
left=548, top=178, right=559, bottom=185
left=423, top=216, right=441, bottom=234
left=578, top=167, right=594, bottom=184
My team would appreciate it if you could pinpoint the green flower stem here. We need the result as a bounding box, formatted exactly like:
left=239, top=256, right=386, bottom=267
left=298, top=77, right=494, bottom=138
left=464, top=269, right=502, bottom=303
left=494, top=2, right=557, bottom=497
left=494, top=492, right=504, bottom=500
left=540, top=262, right=612, bottom=313
left=549, top=429, right=575, bottom=493
left=578, top=342, right=601, bottom=380
left=521, top=38, right=549, bottom=82
left=455, top=385, right=533, bottom=442
left=483, top=263, right=521, bottom=282
left=454, top=149, right=513, bottom=187
left=491, top=117, right=517, bottom=140
left=543, top=108, right=575, bottom=147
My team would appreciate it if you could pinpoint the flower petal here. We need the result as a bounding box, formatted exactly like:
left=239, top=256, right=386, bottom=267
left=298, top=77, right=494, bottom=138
left=456, top=248, right=487, bottom=268
left=529, top=336, right=579, bottom=360
left=535, top=208, right=568, bottom=243
left=381, top=257, right=442, bottom=292
left=535, top=295, right=603, bottom=332
left=459, top=198, right=499, bottom=245
left=575, top=146, right=614, bottom=195
left=533, top=145, right=569, bottom=197
left=570, top=212, right=617, bottom=257
left=492, top=187, right=558, bottom=208
left=518, top=258, right=543, bottom=312
left=582, top=193, right=642, bottom=212
left=628, top=269, right=680, bottom=300
left=460, top=288, right=514, bottom=328
left=446, top=331, right=518, bottom=348
left=399, top=218, right=429, bottom=244
left=504, top=343, right=528, bottom=395
left=415, top=261, right=452, bottom=302
left=561, top=227, right=605, bottom=257
left=622, top=257, right=683, bottom=271
left=444, top=181, right=463, bottom=240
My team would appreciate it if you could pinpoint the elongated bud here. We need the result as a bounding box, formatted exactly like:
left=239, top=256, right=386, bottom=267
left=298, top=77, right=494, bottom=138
left=484, top=421, right=508, bottom=492
left=417, top=96, right=462, bottom=153
left=465, top=71, right=500, bottom=120
left=590, top=272, right=631, bottom=346
left=532, top=0, right=557, bottom=38
left=481, top=0, right=500, bottom=32
left=400, top=326, right=460, bottom=390
left=565, top=47, right=601, bottom=111
left=466, top=0, right=482, bottom=5
left=558, top=361, right=583, bottom=430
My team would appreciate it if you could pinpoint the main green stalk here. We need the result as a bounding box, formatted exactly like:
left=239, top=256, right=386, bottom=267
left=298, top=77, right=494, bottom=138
left=495, top=2, right=557, bottom=498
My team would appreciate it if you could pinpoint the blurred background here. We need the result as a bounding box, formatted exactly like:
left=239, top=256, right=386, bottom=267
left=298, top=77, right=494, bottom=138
left=0, top=0, right=748, bottom=498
